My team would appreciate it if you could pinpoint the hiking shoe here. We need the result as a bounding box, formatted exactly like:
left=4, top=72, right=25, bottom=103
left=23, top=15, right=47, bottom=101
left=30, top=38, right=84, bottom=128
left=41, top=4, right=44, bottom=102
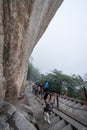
left=48, top=120, right=51, bottom=124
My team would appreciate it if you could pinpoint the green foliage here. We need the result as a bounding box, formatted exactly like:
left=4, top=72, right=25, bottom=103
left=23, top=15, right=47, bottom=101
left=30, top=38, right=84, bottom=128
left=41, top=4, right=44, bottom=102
left=27, top=63, right=86, bottom=100
left=41, top=69, right=85, bottom=100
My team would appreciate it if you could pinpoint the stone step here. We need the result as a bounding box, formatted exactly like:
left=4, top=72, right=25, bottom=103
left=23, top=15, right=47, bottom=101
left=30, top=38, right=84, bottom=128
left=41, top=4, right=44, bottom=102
left=35, top=111, right=60, bottom=130
left=62, top=124, right=73, bottom=130
left=60, top=104, right=70, bottom=111
left=17, top=104, right=34, bottom=115
left=68, top=101, right=76, bottom=107
left=74, top=104, right=87, bottom=122
left=48, top=119, right=66, bottom=130
left=53, top=109, right=87, bottom=129
left=80, top=105, right=87, bottom=110
left=74, top=110, right=87, bottom=126
left=75, top=109, right=87, bottom=120
left=59, top=98, right=87, bottom=126
left=73, top=103, right=82, bottom=109
left=49, top=116, right=60, bottom=127
left=50, top=112, right=56, bottom=119
left=59, top=98, right=76, bottom=109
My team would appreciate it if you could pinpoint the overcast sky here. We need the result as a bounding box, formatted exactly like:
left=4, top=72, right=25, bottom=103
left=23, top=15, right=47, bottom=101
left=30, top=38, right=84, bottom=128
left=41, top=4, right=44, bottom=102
left=31, top=0, right=87, bottom=76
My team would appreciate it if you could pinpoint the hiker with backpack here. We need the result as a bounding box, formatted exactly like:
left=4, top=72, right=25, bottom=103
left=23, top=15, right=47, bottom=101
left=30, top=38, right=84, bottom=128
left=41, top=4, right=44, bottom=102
left=43, top=91, right=57, bottom=124
left=43, top=91, right=51, bottom=124
left=50, top=90, right=57, bottom=108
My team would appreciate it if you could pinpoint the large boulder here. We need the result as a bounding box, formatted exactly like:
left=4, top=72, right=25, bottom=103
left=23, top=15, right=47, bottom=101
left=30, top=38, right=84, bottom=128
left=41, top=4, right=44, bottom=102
left=18, top=104, right=34, bottom=116
left=0, top=121, right=10, bottom=130
left=0, top=101, right=37, bottom=130
left=0, top=100, right=16, bottom=118
left=11, top=111, right=37, bottom=130
left=0, top=0, right=64, bottom=103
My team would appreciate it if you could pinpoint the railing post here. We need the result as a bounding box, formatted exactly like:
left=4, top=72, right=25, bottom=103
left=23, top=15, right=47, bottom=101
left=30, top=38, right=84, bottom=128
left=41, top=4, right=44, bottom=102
left=57, top=93, right=59, bottom=109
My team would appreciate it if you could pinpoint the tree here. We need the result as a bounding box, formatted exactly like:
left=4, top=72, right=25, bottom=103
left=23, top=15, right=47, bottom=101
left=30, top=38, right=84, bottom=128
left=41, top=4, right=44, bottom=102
left=40, top=69, right=85, bottom=99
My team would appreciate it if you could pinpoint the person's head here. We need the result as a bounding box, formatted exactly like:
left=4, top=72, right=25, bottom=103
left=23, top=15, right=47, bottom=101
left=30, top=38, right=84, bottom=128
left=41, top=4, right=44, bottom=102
left=51, top=90, right=55, bottom=96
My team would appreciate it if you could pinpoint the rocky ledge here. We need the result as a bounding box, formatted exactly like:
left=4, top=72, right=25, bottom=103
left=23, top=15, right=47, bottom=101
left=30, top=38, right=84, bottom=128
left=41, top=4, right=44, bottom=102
left=0, top=85, right=43, bottom=130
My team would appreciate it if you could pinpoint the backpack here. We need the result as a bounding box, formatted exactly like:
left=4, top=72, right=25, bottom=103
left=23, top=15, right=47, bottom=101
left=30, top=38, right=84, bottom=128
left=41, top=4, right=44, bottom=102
left=44, top=93, right=51, bottom=100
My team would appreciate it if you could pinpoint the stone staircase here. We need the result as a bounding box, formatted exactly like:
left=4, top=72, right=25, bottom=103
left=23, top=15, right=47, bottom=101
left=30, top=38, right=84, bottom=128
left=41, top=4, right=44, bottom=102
left=20, top=84, right=87, bottom=130
left=36, top=109, right=87, bottom=130
left=59, top=96, right=87, bottom=126
left=62, top=124, right=74, bottom=130
left=36, top=97, right=87, bottom=130
left=49, top=119, right=66, bottom=130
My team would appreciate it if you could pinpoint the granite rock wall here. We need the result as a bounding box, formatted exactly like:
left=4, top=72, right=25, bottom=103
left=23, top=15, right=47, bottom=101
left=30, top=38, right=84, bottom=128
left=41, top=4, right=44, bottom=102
left=0, top=0, right=64, bottom=103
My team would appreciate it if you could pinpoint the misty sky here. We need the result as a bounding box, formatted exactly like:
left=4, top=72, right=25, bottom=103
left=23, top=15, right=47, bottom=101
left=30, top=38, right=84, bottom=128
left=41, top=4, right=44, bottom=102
left=31, top=0, right=87, bottom=76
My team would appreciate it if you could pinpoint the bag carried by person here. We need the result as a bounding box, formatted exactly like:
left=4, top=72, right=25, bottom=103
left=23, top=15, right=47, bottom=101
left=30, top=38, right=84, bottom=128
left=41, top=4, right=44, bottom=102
left=44, top=92, right=51, bottom=100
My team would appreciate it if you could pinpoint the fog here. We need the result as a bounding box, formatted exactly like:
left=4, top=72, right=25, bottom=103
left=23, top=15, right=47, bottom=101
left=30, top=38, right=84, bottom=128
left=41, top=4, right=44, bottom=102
left=31, top=0, right=87, bottom=76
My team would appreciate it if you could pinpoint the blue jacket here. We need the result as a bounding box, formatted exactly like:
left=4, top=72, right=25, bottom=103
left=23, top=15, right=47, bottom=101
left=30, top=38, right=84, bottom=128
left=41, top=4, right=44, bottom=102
left=44, top=82, right=49, bottom=88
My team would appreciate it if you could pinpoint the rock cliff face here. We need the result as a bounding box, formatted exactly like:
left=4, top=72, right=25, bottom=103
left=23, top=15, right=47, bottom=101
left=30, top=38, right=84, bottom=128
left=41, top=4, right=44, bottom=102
left=0, top=0, right=64, bottom=103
